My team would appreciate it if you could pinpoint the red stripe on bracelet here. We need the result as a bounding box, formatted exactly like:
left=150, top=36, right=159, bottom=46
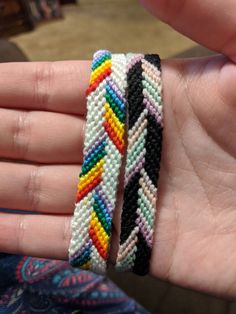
left=89, top=227, right=108, bottom=260
left=103, top=121, right=125, bottom=154
left=86, top=68, right=112, bottom=96
left=76, top=175, right=102, bottom=202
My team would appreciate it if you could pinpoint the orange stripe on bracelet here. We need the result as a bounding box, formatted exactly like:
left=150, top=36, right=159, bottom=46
left=76, top=174, right=102, bottom=202
left=89, top=224, right=108, bottom=260
left=78, top=161, right=104, bottom=191
left=86, top=68, right=112, bottom=96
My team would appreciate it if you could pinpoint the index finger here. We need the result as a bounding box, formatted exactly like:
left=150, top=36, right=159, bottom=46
left=0, top=61, right=91, bottom=115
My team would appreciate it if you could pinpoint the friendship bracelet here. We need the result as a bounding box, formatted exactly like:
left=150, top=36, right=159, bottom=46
left=68, top=51, right=127, bottom=273
left=115, top=53, right=163, bottom=275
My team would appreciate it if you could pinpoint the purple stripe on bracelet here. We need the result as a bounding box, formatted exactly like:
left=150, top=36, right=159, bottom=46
left=84, top=133, right=107, bottom=161
left=127, top=54, right=144, bottom=71
left=136, top=215, right=153, bottom=248
left=84, top=131, right=106, bottom=157
left=143, top=97, right=162, bottom=124
left=92, top=49, right=110, bottom=67
left=95, top=186, right=113, bottom=216
left=125, top=154, right=145, bottom=186
left=70, top=238, right=93, bottom=261
left=107, top=77, right=126, bottom=103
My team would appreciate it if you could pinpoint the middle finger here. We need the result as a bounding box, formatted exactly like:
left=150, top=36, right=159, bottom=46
left=0, top=108, right=85, bottom=164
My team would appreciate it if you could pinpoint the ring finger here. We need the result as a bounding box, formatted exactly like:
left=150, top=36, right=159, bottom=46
left=0, top=161, right=80, bottom=214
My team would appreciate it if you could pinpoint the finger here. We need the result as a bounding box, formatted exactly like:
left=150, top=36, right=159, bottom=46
left=140, top=0, right=236, bottom=61
left=0, top=162, right=80, bottom=214
left=0, top=108, right=85, bottom=164
left=0, top=61, right=91, bottom=115
left=0, top=213, right=71, bottom=260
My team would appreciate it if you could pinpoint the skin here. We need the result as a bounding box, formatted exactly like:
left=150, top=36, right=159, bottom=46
left=0, top=0, right=236, bottom=299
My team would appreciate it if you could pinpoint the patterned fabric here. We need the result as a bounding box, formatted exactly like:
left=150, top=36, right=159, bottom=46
left=0, top=253, right=149, bottom=314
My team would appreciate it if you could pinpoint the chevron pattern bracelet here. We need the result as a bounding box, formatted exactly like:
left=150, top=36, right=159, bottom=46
left=69, top=51, right=163, bottom=275
left=68, top=50, right=127, bottom=273
left=115, top=53, right=163, bottom=275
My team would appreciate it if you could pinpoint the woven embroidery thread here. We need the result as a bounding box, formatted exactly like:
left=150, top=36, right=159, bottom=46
left=116, top=53, right=163, bottom=275
left=69, top=51, right=127, bottom=273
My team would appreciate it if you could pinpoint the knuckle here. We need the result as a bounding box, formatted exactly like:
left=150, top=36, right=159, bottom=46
left=26, top=165, right=41, bottom=212
left=33, top=62, right=54, bottom=109
left=13, top=111, right=31, bottom=160
left=16, top=214, right=26, bottom=254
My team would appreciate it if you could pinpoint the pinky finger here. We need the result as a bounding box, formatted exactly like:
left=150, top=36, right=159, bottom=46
left=0, top=212, right=71, bottom=260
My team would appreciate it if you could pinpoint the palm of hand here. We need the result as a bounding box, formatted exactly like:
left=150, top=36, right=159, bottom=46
left=151, top=57, right=236, bottom=297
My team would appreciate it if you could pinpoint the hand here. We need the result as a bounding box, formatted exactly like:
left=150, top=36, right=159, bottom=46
left=140, top=0, right=236, bottom=62
left=151, top=56, right=236, bottom=298
left=0, top=61, right=91, bottom=259
left=0, top=0, right=235, bottom=299
left=141, top=0, right=236, bottom=298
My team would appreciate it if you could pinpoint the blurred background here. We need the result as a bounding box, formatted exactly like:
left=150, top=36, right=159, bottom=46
left=0, top=0, right=214, bottom=61
left=0, top=1, right=231, bottom=313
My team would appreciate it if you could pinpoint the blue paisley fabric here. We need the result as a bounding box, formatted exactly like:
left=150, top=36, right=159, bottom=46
left=0, top=254, right=148, bottom=314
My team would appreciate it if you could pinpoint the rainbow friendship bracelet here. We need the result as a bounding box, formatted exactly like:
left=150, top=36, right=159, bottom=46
left=69, top=51, right=163, bottom=275
left=115, top=53, right=163, bottom=275
left=68, top=50, right=127, bottom=273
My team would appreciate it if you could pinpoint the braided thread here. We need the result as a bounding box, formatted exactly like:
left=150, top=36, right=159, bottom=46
left=116, top=54, right=163, bottom=275
left=69, top=51, right=127, bottom=273
left=116, top=53, right=144, bottom=272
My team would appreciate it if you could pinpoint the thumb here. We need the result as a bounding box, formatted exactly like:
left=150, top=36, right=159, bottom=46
left=140, top=0, right=236, bottom=62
